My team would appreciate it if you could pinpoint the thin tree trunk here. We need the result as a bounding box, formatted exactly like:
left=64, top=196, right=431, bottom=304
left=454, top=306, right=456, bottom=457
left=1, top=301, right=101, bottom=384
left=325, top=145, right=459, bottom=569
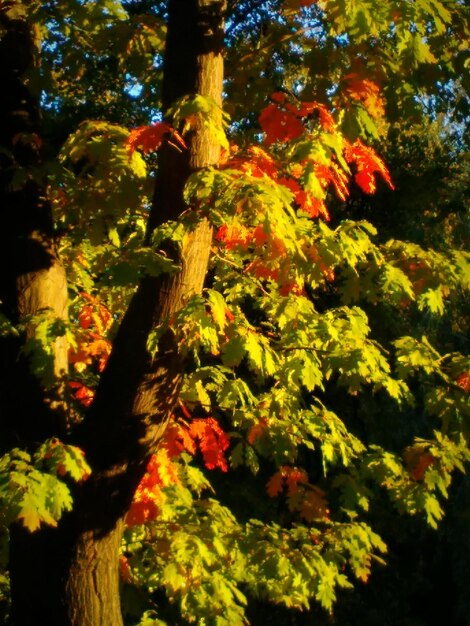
left=6, top=1, right=225, bottom=624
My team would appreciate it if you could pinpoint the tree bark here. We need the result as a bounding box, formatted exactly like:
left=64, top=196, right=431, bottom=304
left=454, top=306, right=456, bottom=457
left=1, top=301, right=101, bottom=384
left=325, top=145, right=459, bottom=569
left=0, top=3, right=69, bottom=449
left=6, top=1, right=225, bottom=624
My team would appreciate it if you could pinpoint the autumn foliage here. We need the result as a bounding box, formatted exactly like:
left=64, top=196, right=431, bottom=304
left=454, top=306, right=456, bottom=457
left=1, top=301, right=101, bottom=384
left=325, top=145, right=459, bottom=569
left=1, top=1, right=469, bottom=625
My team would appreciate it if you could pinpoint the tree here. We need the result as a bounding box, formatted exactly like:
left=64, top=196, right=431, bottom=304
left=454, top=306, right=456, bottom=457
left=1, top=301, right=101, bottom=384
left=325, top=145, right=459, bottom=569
left=0, top=1, right=468, bottom=625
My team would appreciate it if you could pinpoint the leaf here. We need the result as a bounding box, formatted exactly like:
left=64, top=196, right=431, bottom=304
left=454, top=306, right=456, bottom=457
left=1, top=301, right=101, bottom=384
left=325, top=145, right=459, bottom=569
left=259, top=102, right=305, bottom=145
left=17, top=492, right=47, bottom=532
left=342, top=73, right=385, bottom=119
left=127, top=123, right=186, bottom=155
left=266, top=470, right=284, bottom=497
left=344, top=140, right=394, bottom=192
left=189, top=418, right=230, bottom=471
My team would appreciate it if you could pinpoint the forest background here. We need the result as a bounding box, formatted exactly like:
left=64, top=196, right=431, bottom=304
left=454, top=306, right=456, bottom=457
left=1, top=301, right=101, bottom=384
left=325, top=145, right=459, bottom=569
left=0, top=1, right=469, bottom=625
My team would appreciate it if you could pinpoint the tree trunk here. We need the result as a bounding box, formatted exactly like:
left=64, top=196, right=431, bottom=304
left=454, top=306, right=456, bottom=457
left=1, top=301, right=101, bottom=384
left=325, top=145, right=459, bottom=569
left=0, top=3, right=69, bottom=449
left=6, top=1, right=225, bottom=624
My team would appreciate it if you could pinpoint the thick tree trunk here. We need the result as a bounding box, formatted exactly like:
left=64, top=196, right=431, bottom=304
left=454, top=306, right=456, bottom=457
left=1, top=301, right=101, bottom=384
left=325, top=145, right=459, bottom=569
left=6, top=1, right=225, bottom=625
left=0, top=3, right=69, bottom=448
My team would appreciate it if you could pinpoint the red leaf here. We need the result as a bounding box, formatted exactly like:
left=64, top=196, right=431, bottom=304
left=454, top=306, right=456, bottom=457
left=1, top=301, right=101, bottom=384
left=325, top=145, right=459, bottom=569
left=355, top=170, right=376, bottom=194
left=119, top=555, right=134, bottom=584
left=279, top=281, right=305, bottom=296
left=295, top=101, right=336, bottom=132
left=412, top=453, right=435, bottom=481
left=259, top=103, right=304, bottom=145
left=342, top=73, right=385, bottom=119
left=126, top=497, right=160, bottom=528
left=189, top=417, right=230, bottom=471
left=247, top=418, right=268, bottom=444
left=69, top=381, right=94, bottom=407
left=215, top=223, right=251, bottom=250
left=298, top=486, right=329, bottom=522
left=456, top=372, right=470, bottom=393
left=163, top=422, right=197, bottom=457
left=228, top=146, right=279, bottom=179
left=345, top=140, right=394, bottom=194
left=127, top=122, right=186, bottom=156
left=266, top=466, right=308, bottom=497
left=267, top=470, right=284, bottom=497
left=284, top=467, right=308, bottom=495
left=295, top=190, right=330, bottom=219
left=78, top=305, right=94, bottom=329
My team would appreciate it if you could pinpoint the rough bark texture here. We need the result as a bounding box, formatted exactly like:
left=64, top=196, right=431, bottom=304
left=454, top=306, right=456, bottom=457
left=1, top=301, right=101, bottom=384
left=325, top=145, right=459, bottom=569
left=5, top=1, right=225, bottom=625
left=0, top=3, right=69, bottom=448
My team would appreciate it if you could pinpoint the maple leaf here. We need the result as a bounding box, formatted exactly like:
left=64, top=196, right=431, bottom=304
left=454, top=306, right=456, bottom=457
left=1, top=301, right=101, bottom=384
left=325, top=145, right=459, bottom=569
left=279, top=281, right=305, bottom=296
left=18, top=492, right=47, bottom=532
left=127, top=122, right=186, bottom=156
left=259, top=94, right=337, bottom=144
left=259, top=102, right=305, bottom=145
left=247, top=418, right=268, bottom=444
left=345, top=139, right=394, bottom=194
left=69, top=335, right=111, bottom=373
left=163, top=421, right=197, bottom=457
left=126, top=497, right=160, bottom=528
left=298, top=486, right=329, bottom=521
left=342, top=73, right=385, bottom=119
left=456, top=372, right=470, bottom=393
left=295, top=101, right=336, bottom=132
left=411, top=453, right=436, bottom=481
left=72, top=295, right=113, bottom=373
left=228, top=146, right=279, bottom=179
left=266, top=466, right=308, bottom=498
left=267, top=236, right=287, bottom=260
left=215, top=224, right=252, bottom=250
left=189, top=417, right=230, bottom=471
left=246, top=260, right=280, bottom=281
left=284, top=467, right=309, bottom=495
left=79, top=293, right=112, bottom=335
left=404, top=444, right=436, bottom=481
left=69, top=381, right=94, bottom=407
left=126, top=450, right=181, bottom=527
left=296, top=190, right=330, bottom=219
left=78, top=305, right=94, bottom=330
left=252, top=225, right=268, bottom=247
left=119, top=555, right=134, bottom=584
left=278, top=175, right=301, bottom=196
left=316, top=162, right=349, bottom=202
left=313, top=104, right=336, bottom=132
left=266, top=470, right=284, bottom=497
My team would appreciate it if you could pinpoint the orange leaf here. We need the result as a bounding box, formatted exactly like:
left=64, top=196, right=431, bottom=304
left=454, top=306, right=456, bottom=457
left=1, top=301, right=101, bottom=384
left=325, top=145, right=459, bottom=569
left=215, top=224, right=251, bottom=250
left=345, top=139, right=394, bottom=194
left=259, top=103, right=304, bottom=145
left=412, top=453, right=436, bottom=481
left=279, top=281, right=305, bottom=296
left=296, top=190, right=330, bottom=219
left=189, top=417, right=230, bottom=471
left=342, top=73, right=385, bottom=119
left=163, top=422, right=197, bottom=457
left=69, top=381, right=94, bottom=407
left=298, top=486, right=329, bottom=521
left=284, top=467, right=308, bottom=495
left=127, top=122, right=186, bottom=156
left=266, top=470, right=284, bottom=497
left=119, top=555, right=134, bottom=584
left=126, top=497, right=160, bottom=527
left=228, top=146, right=279, bottom=179
left=247, top=418, right=268, bottom=444
left=267, top=466, right=309, bottom=498
left=456, top=372, right=470, bottom=393
left=78, top=305, right=94, bottom=329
